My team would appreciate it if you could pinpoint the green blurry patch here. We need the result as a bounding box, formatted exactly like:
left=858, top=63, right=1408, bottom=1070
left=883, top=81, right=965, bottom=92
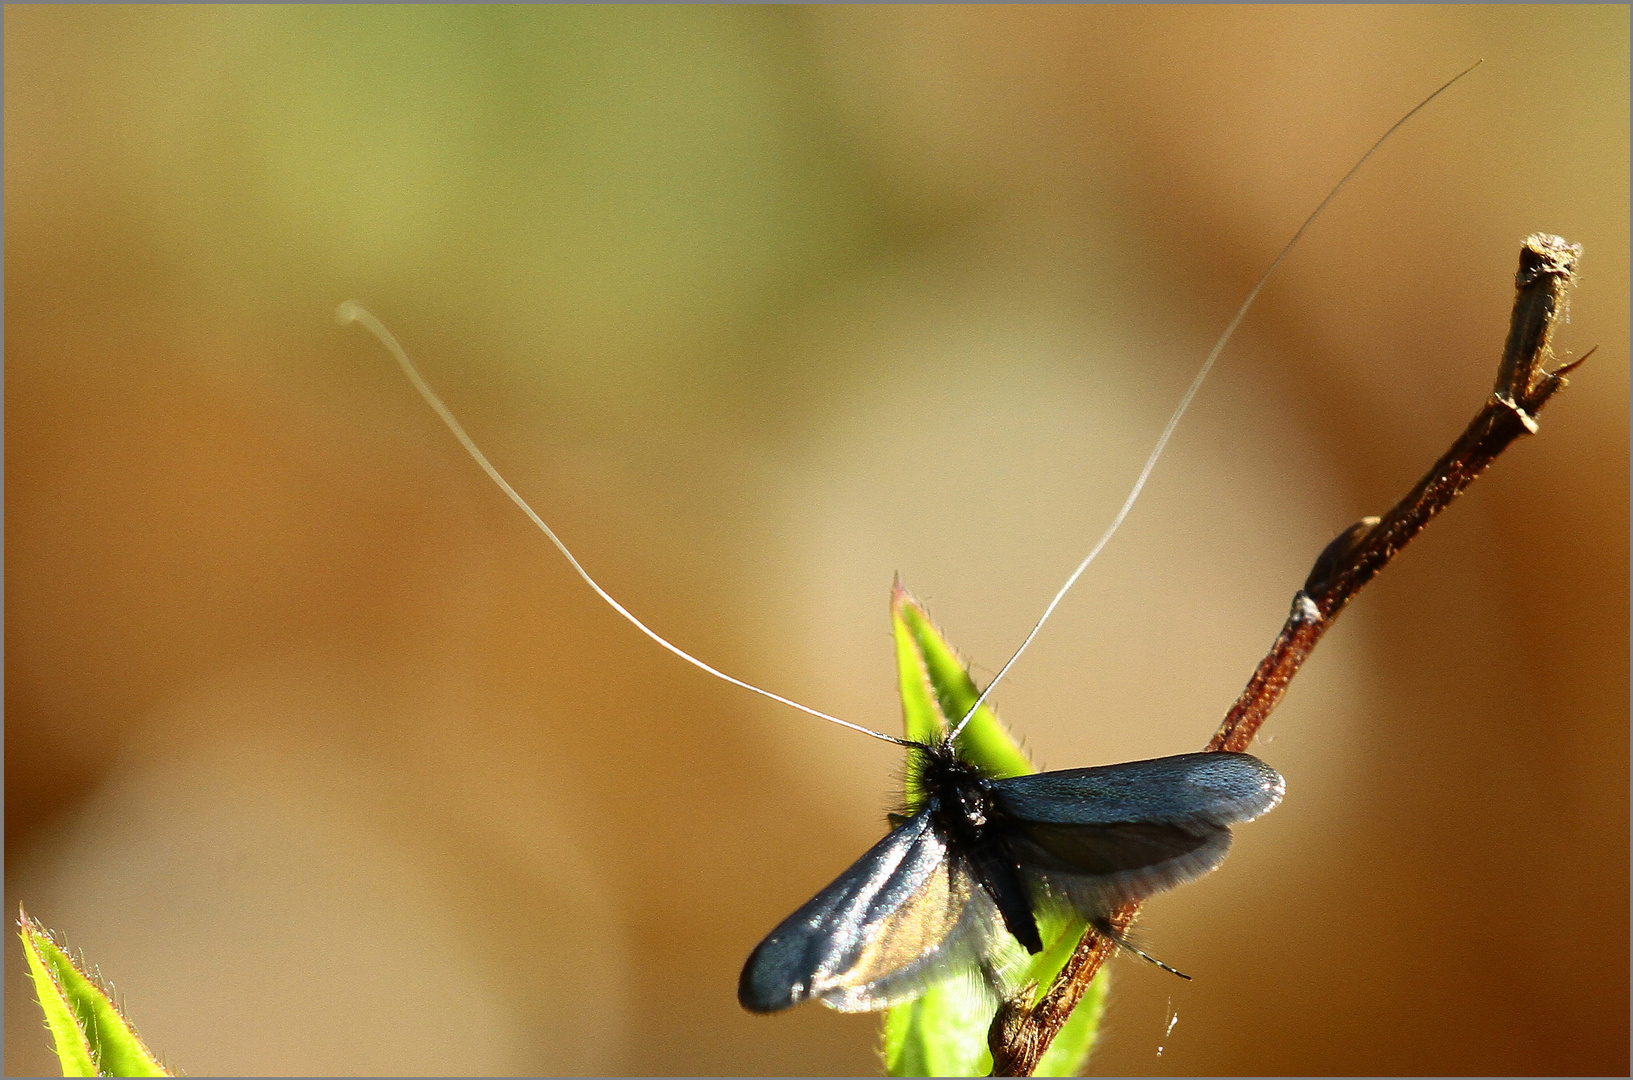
left=126, top=6, right=883, bottom=400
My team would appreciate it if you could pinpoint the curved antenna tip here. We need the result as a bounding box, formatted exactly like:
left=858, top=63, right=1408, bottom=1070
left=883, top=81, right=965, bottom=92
left=945, top=62, right=1483, bottom=744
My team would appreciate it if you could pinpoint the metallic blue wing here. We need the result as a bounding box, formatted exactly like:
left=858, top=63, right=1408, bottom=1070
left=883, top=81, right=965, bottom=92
left=991, top=752, right=1283, bottom=827
left=991, top=752, right=1283, bottom=918
left=739, top=809, right=1020, bottom=1013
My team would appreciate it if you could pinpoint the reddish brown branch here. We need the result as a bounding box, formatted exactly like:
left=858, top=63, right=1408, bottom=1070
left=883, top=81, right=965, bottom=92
left=989, top=234, right=1586, bottom=1076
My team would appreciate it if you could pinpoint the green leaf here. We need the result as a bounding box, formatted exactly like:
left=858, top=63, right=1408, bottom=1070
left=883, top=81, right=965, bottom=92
left=891, top=579, right=1033, bottom=814
left=18, top=907, right=170, bottom=1078
left=882, top=976, right=998, bottom=1077
left=881, top=584, right=1105, bottom=1077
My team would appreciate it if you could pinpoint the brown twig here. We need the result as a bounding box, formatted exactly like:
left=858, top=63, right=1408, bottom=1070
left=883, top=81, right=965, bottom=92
left=988, top=234, right=1587, bottom=1076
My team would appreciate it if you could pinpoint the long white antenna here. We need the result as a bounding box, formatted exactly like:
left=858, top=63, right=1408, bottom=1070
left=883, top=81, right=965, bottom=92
left=337, top=301, right=917, bottom=749
left=947, top=61, right=1483, bottom=743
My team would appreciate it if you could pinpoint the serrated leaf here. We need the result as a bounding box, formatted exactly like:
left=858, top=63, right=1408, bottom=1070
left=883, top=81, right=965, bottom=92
left=892, top=580, right=955, bottom=767
left=18, top=907, right=170, bottom=1078
left=882, top=584, right=1104, bottom=1077
left=891, top=580, right=1032, bottom=813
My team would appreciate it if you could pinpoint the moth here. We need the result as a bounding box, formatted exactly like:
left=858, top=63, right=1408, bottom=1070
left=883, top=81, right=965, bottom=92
left=738, top=744, right=1282, bottom=1013
left=340, top=61, right=1480, bottom=1030
left=728, top=63, right=1478, bottom=1016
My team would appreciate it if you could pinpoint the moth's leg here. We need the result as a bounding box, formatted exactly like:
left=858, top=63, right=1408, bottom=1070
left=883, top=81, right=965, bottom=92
left=1089, top=916, right=1191, bottom=981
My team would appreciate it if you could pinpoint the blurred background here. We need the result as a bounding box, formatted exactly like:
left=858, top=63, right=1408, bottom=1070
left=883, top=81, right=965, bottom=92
left=6, top=6, right=1627, bottom=1076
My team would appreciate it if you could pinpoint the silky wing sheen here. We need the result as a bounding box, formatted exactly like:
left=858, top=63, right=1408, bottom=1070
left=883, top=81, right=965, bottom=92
left=739, top=809, right=1007, bottom=1013
left=991, top=752, right=1283, bottom=826
left=992, top=752, right=1284, bottom=918
left=741, top=751, right=1285, bottom=1013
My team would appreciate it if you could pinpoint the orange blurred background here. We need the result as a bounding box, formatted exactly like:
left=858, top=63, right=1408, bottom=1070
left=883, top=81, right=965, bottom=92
left=6, top=6, right=1627, bottom=1076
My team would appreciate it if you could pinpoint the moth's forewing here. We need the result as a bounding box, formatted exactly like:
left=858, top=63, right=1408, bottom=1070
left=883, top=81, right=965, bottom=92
left=819, top=855, right=1020, bottom=1014
left=992, top=752, right=1283, bottom=827
left=990, top=752, right=1284, bottom=920
left=739, top=810, right=1017, bottom=1014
